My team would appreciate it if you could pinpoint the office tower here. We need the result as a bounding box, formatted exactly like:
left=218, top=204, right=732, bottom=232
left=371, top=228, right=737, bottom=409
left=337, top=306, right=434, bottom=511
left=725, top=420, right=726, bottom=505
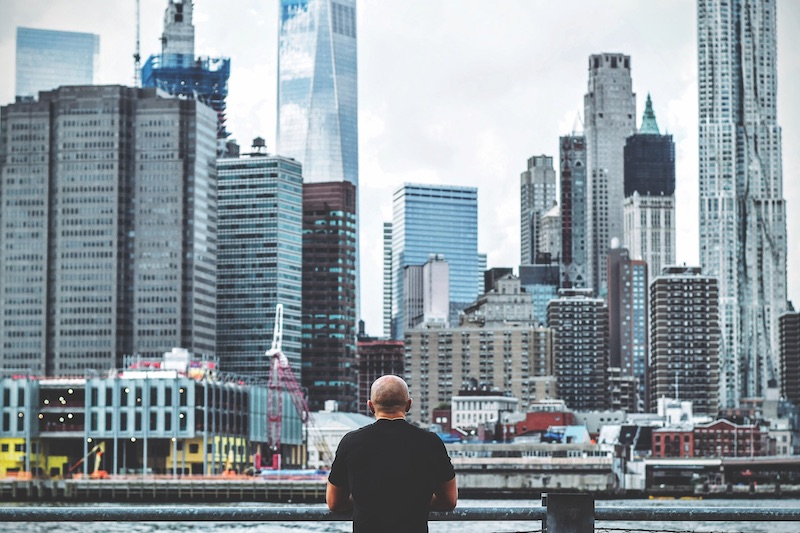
left=649, top=266, right=720, bottom=416
left=520, top=155, right=557, bottom=265
left=406, top=276, right=552, bottom=424
left=584, top=53, right=636, bottom=295
left=478, top=252, right=487, bottom=297
left=15, top=27, right=99, bottom=99
left=519, top=264, right=560, bottom=327
left=216, top=140, right=303, bottom=379
left=404, top=254, right=450, bottom=330
left=0, top=85, right=217, bottom=376
left=560, top=134, right=589, bottom=289
left=623, top=94, right=676, bottom=280
left=302, top=182, right=357, bottom=411
left=390, top=184, right=478, bottom=339
left=547, top=289, right=609, bottom=411
left=382, top=222, right=393, bottom=338
left=607, top=245, right=648, bottom=411
left=356, top=339, right=404, bottom=416
left=779, top=310, right=800, bottom=406
left=277, top=0, right=358, bottom=186
left=142, top=0, right=231, bottom=143
left=698, top=0, right=787, bottom=406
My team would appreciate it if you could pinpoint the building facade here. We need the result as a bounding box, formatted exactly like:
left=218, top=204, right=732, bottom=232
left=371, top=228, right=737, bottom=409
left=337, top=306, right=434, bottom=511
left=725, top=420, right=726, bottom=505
left=302, top=182, right=358, bottom=411
left=623, top=94, right=676, bottom=280
left=216, top=144, right=303, bottom=379
left=356, top=339, right=404, bottom=416
left=390, top=184, right=479, bottom=339
left=382, top=222, right=393, bottom=337
left=698, top=0, right=787, bottom=405
left=15, top=27, right=99, bottom=99
left=547, top=288, right=609, bottom=411
left=607, top=246, right=648, bottom=411
left=141, top=0, right=231, bottom=143
left=649, top=266, right=720, bottom=416
left=584, top=53, right=636, bottom=295
left=276, top=0, right=358, bottom=186
left=0, top=85, right=217, bottom=376
left=520, top=155, right=557, bottom=265
left=560, top=134, right=589, bottom=290
left=779, top=310, right=800, bottom=406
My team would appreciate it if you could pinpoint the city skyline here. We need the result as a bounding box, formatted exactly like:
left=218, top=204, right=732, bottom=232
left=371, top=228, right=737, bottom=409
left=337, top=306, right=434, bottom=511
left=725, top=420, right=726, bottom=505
left=1, top=1, right=799, bottom=338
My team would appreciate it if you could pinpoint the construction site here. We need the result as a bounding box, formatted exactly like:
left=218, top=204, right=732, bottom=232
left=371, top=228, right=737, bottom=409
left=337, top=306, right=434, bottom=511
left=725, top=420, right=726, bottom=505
left=0, top=305, right=335, bottom=487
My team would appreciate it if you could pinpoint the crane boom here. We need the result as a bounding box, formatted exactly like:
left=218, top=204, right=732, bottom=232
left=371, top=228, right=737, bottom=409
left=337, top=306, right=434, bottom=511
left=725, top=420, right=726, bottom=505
left=264, top=304, right=333, bottom=470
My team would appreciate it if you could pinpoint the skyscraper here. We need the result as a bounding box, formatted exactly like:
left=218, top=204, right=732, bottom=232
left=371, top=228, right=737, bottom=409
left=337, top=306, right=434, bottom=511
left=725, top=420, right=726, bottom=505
left=649, top=266, right=720, bottom=416
left=779, top=309, right=800, bottom=407
left=0, top=85, right=218, bottom=376
left=607, top=245, right=648, bottom=411
left=547, top=288, right=609, bottom=411
left=698, top=0, right=787, bottom=405
left=390, top=184, right=479, bottom=339
left=520, top=155, right=557, bottom=265
left=142, top=0, right=231, bottom=144
left=560, top=134, right=589, bottom=290
left=584, top=53, right=636, bottom=295
left=302, top=182, right=358, bottom=411
left=15, top=27, right=99, bottom=99
left=216, top=141, right=303, bottom=379
left=277, top=0, right=358, bottom=185
left=382, top=222, right=393, bottom=338
left=623, top=94, right=676, bottom=280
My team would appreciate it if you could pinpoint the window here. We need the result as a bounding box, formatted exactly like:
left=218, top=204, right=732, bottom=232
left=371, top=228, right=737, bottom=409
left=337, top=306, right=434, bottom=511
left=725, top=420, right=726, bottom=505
left=189, top=443, right=199, bottom=454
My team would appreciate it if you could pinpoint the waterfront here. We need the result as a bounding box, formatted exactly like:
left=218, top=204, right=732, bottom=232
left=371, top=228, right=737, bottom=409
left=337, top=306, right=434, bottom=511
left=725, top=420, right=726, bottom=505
left=1, top=499, right=798, bottom=533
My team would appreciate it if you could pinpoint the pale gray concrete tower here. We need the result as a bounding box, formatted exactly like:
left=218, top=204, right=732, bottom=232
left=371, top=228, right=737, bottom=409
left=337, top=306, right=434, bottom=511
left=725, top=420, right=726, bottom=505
left=520, top=155, right=557, bottom=265
left=698, top=0, right=787, bottom=406
left=161, top=0, right=195, bottom=57
left=584, top=53, right=636, bottom=296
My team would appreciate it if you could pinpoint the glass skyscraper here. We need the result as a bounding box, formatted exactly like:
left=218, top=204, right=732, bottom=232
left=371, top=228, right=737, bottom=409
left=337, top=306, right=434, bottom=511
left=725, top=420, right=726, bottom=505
left=216, top=144, right=304, bottom=379
left=390, top=184, right=479, bottom=339
left=15, top=27, right=99, bottom=98
left=277, top=0, right=358, bottom=186
left=698, top=0, right=787, bottom=406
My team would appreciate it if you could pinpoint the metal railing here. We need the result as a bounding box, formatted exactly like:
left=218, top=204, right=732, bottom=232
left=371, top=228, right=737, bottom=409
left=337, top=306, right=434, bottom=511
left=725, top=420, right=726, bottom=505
left=3, top=494, right=800, bottom=532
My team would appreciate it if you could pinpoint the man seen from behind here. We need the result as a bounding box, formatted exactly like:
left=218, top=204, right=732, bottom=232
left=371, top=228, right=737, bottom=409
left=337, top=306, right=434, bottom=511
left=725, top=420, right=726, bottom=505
left=326, top=374, right=457, bottom=532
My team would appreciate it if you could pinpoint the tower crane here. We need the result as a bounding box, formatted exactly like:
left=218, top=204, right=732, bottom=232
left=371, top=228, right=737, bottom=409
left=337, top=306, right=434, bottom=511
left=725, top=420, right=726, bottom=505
left=260, top=304, right=333, bottom=471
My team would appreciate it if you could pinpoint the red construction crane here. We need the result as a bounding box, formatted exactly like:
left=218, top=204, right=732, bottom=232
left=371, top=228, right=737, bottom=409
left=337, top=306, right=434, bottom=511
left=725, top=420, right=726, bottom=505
left=261, top=304, right=333, bottom=471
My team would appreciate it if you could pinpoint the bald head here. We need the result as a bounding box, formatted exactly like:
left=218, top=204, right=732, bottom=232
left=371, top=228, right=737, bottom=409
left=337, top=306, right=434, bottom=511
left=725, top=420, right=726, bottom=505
left=369, top=375, right=411, bottom=416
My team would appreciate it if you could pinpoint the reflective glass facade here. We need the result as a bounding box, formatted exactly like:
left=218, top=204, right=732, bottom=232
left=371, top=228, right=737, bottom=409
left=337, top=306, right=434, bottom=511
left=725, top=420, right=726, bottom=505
left=216, top=154, right=303, bottom=379
left=277, top=0, right=358, bottom=186
left=302, top=182, right=358, bottom=411
left=15, top=28, right=99, bottom=98
left=391, top=184, right=479, bottom=339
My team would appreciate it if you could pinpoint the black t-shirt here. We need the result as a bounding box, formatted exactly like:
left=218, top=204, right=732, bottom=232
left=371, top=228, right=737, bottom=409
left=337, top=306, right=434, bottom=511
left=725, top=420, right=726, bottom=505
left=328, top=419, right=455, bottom=533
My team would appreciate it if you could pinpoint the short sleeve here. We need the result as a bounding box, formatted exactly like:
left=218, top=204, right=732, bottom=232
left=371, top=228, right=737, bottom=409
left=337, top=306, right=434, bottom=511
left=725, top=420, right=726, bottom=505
left=328, top=433, right=351, bottom=488
left=431, top=434, right=455, bottom=482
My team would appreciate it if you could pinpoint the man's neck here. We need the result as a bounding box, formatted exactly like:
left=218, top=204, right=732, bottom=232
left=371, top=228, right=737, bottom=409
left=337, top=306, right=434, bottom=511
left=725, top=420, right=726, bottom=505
left=375, top=413, right=406, bottom=421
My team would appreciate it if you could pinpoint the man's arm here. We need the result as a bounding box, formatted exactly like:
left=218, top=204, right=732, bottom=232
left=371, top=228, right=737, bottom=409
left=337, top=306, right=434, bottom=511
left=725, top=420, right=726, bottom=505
left=430, top=476, right=457, bottom=511
left=326, top=481, right=353, bottom=512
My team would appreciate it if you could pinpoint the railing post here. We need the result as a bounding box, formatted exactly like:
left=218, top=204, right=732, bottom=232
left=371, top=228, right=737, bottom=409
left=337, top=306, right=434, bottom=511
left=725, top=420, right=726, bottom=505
left=544, top=493, right=595, bottom=533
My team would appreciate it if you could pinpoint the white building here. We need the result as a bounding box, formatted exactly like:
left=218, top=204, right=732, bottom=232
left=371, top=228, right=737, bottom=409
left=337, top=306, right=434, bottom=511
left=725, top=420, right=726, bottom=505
left=306, top=407, right=374, bottom=470
left=452, top=394, right=519, bottom=429
left=698, top=0, right=787, bottom=405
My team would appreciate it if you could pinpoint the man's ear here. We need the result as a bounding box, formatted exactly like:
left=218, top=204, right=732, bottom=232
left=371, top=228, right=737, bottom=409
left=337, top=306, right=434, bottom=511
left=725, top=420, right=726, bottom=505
left=367, top=399, right=375, bottom=415
left=406, top=398, right=412, bottom=413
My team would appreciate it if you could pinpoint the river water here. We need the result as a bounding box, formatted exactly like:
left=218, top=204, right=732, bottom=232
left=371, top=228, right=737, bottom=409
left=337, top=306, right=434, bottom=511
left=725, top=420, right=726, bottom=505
left=1, top=499, right=798, bottom=532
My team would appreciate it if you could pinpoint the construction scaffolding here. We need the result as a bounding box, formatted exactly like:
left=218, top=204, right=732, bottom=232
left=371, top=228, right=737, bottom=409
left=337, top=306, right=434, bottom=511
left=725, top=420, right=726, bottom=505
left=141, top=53, right=231, bottom=139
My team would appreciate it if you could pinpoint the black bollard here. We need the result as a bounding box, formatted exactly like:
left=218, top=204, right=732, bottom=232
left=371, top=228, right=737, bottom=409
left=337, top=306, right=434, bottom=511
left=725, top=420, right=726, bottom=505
left=544, top=493, right=594, bottom=533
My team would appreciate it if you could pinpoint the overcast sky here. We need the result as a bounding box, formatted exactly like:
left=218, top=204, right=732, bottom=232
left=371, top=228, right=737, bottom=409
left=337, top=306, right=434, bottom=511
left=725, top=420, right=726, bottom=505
left=2, top=0, right=799, bottom=337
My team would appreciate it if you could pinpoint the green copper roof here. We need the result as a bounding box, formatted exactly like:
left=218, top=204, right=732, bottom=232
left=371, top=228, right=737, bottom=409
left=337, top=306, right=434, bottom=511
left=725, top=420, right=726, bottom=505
left=639, top=93, right=660, bottom=134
